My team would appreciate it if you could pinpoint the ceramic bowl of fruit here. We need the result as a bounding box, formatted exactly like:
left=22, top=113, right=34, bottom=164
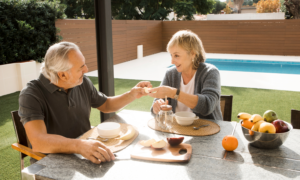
left=240, top=119, right=293, bottom=149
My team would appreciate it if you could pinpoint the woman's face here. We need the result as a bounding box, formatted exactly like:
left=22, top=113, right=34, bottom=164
left=169, top=45, right=195, bottom=73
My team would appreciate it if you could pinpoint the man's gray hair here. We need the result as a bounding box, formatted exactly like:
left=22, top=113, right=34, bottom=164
left=41, top=42, right=80, bottom=84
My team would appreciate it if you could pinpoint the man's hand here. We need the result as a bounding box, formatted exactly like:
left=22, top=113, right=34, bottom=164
left=136, top=81, right=152, bottom=88
left=152, top=99, right=169, bottom=114
left=77, top=139, right=115, bottom=164
left=129, top=81, right=152, bottom=99
left=97, top=81, right=153, bottom=113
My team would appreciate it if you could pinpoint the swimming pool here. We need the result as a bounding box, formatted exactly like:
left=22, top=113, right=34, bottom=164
left=169, top=59, right=300, bottom=75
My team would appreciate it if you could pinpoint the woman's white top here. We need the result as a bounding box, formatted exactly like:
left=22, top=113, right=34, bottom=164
left=175, top=72, right=196, bottom=113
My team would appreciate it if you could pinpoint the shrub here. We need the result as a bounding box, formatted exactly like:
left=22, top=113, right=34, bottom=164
left=0, top=0, right=64, bottom=65
left=223, top=4, right=232, bottom=14
left=256, top=0, right=281, bottom=13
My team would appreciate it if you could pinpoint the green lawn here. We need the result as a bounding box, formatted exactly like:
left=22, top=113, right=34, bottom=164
left=1, top=77, right=299, bottom=179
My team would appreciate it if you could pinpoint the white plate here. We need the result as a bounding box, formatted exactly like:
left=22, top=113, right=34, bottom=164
left=99, top=134, right=119, bottom=139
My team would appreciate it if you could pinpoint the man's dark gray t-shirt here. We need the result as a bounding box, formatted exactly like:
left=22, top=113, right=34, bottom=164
left=18, top=74, right=107, bottom=138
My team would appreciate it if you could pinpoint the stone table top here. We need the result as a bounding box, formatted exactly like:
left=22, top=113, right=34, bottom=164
left=23, top=110, right=300, bottom=180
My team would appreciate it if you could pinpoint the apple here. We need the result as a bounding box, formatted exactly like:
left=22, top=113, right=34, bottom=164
left=151, top=139, right=167, bottom=149
left=258, top=122, right=276, bottom=134
left=272, top=119, right=289, bottom=133
left=263, top=110, right=278, bottom=123
left=167, top=137, right=184, bottom=146
left=140, top=139, right=156, bottom=147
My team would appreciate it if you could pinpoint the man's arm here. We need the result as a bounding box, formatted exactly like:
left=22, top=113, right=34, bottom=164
left=97, top=81, right=151, bottom=113
left=25, top=120, right=115, bottom=164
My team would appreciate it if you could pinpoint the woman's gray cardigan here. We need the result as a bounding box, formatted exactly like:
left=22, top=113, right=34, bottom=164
left=151, top=63, right=223, bottom=120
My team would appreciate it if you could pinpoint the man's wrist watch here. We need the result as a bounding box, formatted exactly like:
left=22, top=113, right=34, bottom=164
left=174, top=89, right=180, bottom=100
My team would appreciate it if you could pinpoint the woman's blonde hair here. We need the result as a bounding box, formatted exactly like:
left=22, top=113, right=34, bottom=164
left=167, top=30, right=206, bottom=69
left=41, top=42, right=80, bottom=84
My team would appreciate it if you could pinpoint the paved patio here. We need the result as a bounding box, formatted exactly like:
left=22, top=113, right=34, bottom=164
left=86, top=52, right=300, bottom=92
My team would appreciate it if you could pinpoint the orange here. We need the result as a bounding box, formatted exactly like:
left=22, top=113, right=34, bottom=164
left=241, top=119, right=254, bottom=129
left=249, top=130, right=254, bottom=136
left=222, top=135, right=238, bottom=151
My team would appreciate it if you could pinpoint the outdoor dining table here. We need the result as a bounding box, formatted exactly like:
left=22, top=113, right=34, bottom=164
left=22, top=110, right=300, bottom=180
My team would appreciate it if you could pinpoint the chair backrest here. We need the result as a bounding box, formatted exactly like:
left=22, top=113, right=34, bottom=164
left=291, top=109, right=300, bottom=129
left=220, top=95, right=233, bottom=122
left=11, top=111, right=29, bottom=159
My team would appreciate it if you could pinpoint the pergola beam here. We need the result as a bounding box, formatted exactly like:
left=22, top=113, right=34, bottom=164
left=94, top=0, right=115, bottom=122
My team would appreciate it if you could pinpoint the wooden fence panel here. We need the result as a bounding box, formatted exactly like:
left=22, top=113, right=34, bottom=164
left=56, top=20, right=163, bottom=71
left=162, top=19, right=300, bottom=56
left=56, top=19, right=300, bottom=72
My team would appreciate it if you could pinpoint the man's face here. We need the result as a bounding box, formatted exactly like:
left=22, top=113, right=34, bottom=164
left=66, top=50, right=88, bottom=88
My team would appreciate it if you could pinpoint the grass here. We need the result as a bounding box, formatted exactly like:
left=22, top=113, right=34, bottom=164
left=1, top=77, right=299, bottom=179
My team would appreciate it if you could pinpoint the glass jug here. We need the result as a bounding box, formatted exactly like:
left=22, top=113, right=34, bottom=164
left=156, top=105, right=173, bottom=130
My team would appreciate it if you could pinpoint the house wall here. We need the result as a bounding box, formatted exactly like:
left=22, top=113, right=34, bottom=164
left=0, top=61, right=41, bottom=96
left=241, top=9, right=257, bottom=14
left=207, top=13, right=285, bottom=20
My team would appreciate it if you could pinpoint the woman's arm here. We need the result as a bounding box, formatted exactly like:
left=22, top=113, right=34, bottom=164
left=149, top=67, right=221, bottom=116
left=150, top=69, right=173, bottom=115
left=191, top=68, right=221, bottom=116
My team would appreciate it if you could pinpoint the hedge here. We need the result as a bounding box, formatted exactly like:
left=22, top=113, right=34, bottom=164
left=0, top=0, right=64, bottom=65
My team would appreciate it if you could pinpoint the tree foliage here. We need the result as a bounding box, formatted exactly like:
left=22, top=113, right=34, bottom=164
left=0, top=0, right=63, bottom=64
left=63, top=0, right=95, bottom=19
left=111, top=0, right=173, bottom=20
left=256, top=0, right=280, bottom=13
left=283, top=0, right=300, bottom=19
left=212, top=0, right=227, bottom=14
left=223, top=4, right=232, bottom=13
left=280, top=0, right=287, bottom=12
left=173, top=1, right=196, bottom=20
left=111, top=0, right=215, bottom=20
left=243, top=0, right=254, bottom=5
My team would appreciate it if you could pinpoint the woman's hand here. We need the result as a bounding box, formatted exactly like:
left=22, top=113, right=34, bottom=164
left=152, top=99, right=169, bottom=114
left=148, top=86, right=176, bottom=99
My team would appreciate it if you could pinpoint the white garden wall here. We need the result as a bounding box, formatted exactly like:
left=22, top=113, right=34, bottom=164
left=207, top=13, right=285, bottom=20
left=0, top=61, right=42, bottom=96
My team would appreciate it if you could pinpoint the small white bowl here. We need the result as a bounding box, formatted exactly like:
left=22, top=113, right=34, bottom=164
left=175, top=111, right=199, bottom=126
left=97, top=122, right=120, bottom=138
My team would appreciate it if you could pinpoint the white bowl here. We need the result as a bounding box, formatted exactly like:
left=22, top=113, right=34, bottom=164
left=175, top=111, right=199, bottom=126
left=97, top=122, right=121, bottom=138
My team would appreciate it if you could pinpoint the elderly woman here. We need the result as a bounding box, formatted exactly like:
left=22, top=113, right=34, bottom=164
left=149, top=30, right=222, bottom=120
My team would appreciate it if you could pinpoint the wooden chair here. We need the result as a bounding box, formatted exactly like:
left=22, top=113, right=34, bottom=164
left=220, top=95, right=233, bottom=122
left=291, top=109, right=300, bottom=129
left=11, top=111, right=46, bottom=170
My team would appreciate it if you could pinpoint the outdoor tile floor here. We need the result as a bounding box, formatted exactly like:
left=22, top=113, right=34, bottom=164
left=86, top=52, right=300, bottom=92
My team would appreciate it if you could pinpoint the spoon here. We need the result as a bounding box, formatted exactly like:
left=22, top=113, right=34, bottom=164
left=86, top=137, right=109, bottom=142
left=193, top=124, right=209, bottom=130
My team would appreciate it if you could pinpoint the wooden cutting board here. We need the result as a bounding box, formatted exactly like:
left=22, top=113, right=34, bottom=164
left=130, top=141, right=192, bottom=162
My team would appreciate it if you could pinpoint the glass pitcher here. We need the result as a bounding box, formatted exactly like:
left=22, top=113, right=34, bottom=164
left=156, top=105, right=173, bottom=130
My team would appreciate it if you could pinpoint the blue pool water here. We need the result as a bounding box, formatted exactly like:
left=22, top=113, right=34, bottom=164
left=168, top=59, right=300, bottom=75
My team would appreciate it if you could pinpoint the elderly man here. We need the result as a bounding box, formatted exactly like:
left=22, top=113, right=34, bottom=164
left=19, top=42, right=151, bottom=164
